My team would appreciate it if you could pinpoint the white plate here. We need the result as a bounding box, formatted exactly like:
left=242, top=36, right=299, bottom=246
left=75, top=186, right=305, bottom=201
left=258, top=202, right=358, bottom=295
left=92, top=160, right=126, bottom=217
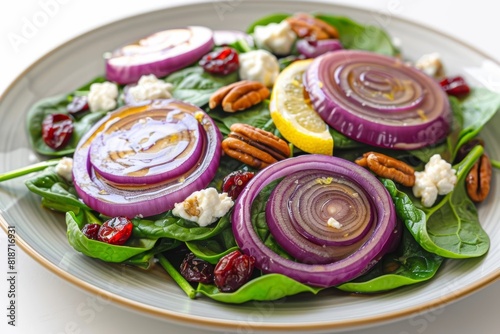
left=0, top=1, right=499, bottom=333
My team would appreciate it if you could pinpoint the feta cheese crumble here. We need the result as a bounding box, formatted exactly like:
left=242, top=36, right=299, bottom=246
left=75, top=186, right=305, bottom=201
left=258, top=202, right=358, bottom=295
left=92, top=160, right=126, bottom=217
left=327, top=217, right=343, bottom=229
left=55, top=157, right=73, bottom=182
left=253, top=21, right=296, bottom=55
left=88, top=81, right=119, bottom=112
left=412, top=154, right=457, bottom=207
left=127, top=74, right=173, bottom=102
left=172, top=188, right=234, bottom=227
left=238, top=50, right=280, bottom=87
left=415, top=52, right=443, bottom=78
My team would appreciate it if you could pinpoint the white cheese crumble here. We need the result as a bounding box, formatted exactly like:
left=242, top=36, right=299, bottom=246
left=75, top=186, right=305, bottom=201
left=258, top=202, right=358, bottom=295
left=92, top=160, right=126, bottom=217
left=88, top=81, right=119, bottom=112
left=412, top=154, right=457, bottom=207
left=253, top=20, right=297, bottom=56
left=127, top=74, right=173, bottom=102
left=415, top=52, right=443, bottom=78
left=172, top=188, right=234, bottom=227
left=55, top=157, right=73, bottom=182
left=327, top=217, right=343, bottom=229
left=238, top=50, right=280, bottom=88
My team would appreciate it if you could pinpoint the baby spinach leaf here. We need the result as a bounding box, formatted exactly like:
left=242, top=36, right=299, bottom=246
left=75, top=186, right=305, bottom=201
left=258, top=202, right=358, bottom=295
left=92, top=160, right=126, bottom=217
left=197, top=273, right=322, bottom=304
left=165, top=65, right=239, bottom=107
left=25, top=167, right=89, bottom=212
left=124, top=238, right=181, bottom=269
left=449, top=87, right=500, bottom=159
left=382, top=145, right=490, bottom=259
left=246, top=13, right=398, bottom=56
left=336, top=229, right=443, bottom=293
left=317, top=14, right=398, bottom=56
left=27, top=96, right=107, bottom=157
left=208, top=100, right=273, bottom=136
left=132, top=212, right=230, bottom=242
left=185, top=226, right=239, bottom=264
left=66, top=211, right=157, bottom=263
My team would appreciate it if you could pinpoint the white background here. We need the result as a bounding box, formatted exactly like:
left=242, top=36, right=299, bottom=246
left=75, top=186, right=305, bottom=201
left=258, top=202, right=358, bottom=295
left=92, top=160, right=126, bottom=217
left=0, top=0, right=499, bottom=333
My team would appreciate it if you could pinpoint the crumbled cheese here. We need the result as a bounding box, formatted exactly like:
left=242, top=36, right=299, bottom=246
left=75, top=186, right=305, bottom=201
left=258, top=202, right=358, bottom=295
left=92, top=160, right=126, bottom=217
left=238, top=50, right=280, bottom=87
left=327, top=217, right=343, bottom=229
left=412, top=154, right=457, bottom=207
left=55, top=157, right=73, bottom=182
left=253, top=20, right=296, bottom=55
left=415, top=52, right=443, bottom=78
left=127, top=74, right=173, bottom=102
left=172, top=188, right=234, bottom=227
left=88, top=81, right=119, bottom=112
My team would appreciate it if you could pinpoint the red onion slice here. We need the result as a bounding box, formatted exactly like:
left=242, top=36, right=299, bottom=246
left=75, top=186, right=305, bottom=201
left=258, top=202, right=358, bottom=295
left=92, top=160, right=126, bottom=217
left=89, top=108, right=204, bottom=185
left=266, top=170, right=375, bottom=264
left=73, top=99, right=221, bottom=218
left=105, top=26, right=214, bottom=85
left=305, top=50, right=452, bottom=150
left=232, top=154, right=398, bottom=287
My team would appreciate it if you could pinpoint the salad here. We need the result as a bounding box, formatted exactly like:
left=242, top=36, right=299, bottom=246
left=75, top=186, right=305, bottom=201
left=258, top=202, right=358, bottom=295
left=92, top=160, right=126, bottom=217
left=1, top=11, right=499, bottom=304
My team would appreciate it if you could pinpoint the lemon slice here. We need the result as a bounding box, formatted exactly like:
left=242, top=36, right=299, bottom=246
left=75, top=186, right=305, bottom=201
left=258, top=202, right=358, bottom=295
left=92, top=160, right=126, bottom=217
left=270, top=59, right=333, bottom=155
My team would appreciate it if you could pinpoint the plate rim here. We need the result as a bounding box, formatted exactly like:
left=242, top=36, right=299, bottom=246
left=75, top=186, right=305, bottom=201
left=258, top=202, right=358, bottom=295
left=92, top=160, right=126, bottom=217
left=1, top=0, right=499, bottom=331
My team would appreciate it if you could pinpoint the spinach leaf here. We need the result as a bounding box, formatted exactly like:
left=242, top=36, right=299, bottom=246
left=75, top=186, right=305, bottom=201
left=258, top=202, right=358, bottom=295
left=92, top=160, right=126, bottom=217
left=246, top=13, right=397, bottom=56
left=24, top=167, right=89, bottom=212
left=26, top=77, right=110, bottom=157
left=132, top=212, right=230, bottom=242
left=185, top=226, right=238, bottom=264
left=316, top=14, right=398, bottom=56
left=124, top=238, right=181, bottom=269
left=197, top=273, right=322, bottom=304
left=382, top=145, right=490, bottom=258
left=208, top=100, right=274, bottom=136
left=165, top=65, right=239, bottom=107
left=448, top=87, right=500, bottom=159
left=66, top=211, right=157, bottom=263
left=336, top=229, right=443, bottom=293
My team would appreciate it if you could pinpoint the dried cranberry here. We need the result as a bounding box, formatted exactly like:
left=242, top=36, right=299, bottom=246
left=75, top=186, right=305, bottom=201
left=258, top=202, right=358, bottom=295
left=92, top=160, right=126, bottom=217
left=97, top=217, right=133, bottom=245
left=42, top=113, right=74, bottom=150
left=180, top=253, right=215, bottom=284
left=82, top=223, right=101, bottom=240
left=214, top=250, right=255, bottom=292
left=199, top=47, right=239, bottom=75
left=222, top=170, right=255, bottom=199
left=67, top=95, right=89, bottom=114
left=439, top=76, right=470, bottom=97
left=454, top=138, right=485, bottom=163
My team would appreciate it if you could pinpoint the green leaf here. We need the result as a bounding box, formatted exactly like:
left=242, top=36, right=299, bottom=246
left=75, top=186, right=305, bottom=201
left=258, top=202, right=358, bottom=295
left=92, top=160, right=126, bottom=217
left=185, top=226, right=238, bottom=264
left=25, top=167, right=89, bottom=212
left=197, top=273, right=322, bottom=304
left=382, top=146, right=490, bottom=258
left=315, top=14, right=398, bottom=56
left=208, top=100, right=274, bottom=136
left=165, top=65, right=239, bottom=107
left=132, top=212, right=230, bottom=242
left=66, top=211, right=157, bottom=263
left=337, top=229, right=443, bottom=293
left=246, top=13, right=290, bottom=33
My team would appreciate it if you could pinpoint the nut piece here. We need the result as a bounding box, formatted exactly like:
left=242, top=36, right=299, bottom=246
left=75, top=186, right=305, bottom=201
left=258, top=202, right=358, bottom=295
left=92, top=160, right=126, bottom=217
left=466, top=154, right=492, bottom=203
left=209, top=80, right=270, bottom=112
left=356, top=152, right=416, bottom=187
left=286, top=13, right=339, bottom=40
left=222, top=123, right=290, bottom=169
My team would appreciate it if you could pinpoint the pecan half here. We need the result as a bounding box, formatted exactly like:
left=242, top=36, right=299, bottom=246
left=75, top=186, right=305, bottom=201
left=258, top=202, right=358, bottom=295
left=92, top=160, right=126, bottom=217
left=286, top=13, right=339, bottom=40
left=466, top=153, right=492, bottom=203
left=355, top=152, right=416, bottom=187
left=222, top=123, right=290, bottom=169
left=209, top=80, right=270, bottom=112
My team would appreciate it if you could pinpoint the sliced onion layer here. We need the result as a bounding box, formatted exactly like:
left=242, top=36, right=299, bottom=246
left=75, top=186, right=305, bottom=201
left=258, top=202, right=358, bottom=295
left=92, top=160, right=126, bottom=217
left=304, top=50, right=451, bottom=150
left=296, top=38, right=343, bottom=58
left=105, top=26, right=214, bottom=85
left=73, top=99, right=221, bottom=218
left=232, top=154, right=398, bottom=287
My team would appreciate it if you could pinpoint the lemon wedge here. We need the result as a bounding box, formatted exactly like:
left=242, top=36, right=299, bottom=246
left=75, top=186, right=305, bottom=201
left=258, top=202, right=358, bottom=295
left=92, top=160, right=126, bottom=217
left=270, top=59, right=333, bottom=155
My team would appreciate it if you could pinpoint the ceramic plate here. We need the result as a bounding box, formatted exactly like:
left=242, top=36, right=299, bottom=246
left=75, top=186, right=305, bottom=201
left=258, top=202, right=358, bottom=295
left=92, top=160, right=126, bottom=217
left=0, top=1, right=499, bottom=333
